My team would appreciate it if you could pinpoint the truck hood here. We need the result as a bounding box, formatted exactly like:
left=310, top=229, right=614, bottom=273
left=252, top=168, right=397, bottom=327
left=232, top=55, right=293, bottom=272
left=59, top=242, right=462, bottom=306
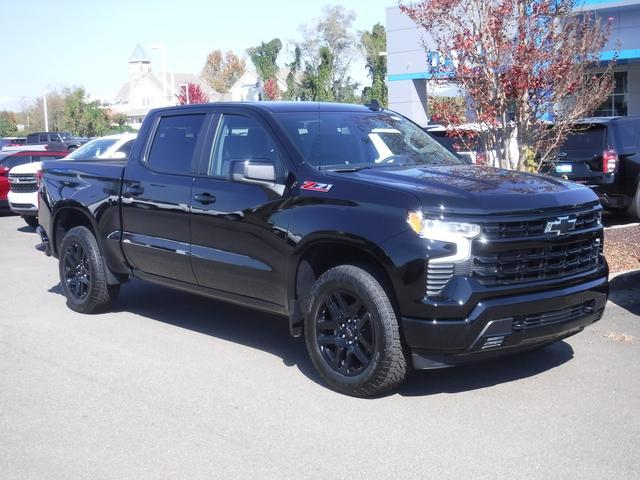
left=339, top=165, right=597, bottom=214
left=9, top=161, right=43, bottom=175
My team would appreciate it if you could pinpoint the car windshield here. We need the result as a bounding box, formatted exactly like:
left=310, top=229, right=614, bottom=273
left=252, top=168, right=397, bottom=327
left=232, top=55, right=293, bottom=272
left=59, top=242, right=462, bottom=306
left=274, top=110, right=462, bottom=170
left=66, top=138, right=118, bottom=160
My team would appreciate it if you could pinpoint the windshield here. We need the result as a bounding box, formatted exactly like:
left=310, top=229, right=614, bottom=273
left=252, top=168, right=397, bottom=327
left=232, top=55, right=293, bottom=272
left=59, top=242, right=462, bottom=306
left=66, top=138, right=118, bottom=160
left=274, top=111, right=463, bottom=170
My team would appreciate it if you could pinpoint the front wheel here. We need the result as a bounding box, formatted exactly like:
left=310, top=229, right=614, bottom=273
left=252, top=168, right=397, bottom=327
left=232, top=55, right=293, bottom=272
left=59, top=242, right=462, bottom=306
left=58, top=226, right=119, bottom=313
left=23, top=215, right=39, bottom=229
left=304, top=265, right=409, bottom=397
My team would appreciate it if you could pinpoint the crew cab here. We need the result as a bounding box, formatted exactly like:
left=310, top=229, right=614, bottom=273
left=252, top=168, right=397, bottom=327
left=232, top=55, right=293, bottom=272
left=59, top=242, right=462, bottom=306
left=8, top=133, right=136, bottom=227
left=542, top=117, right=640, bottom=219
left=37, top=102, right=609, bottom=397
left=27, top=131, right=88, bottom=151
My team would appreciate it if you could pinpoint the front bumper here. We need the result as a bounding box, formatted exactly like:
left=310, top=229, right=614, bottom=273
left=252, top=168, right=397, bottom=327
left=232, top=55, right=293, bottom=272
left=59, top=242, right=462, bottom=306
left=8, top=191, right=38, bottom=215
left=404, top=275, right=608, bottom=368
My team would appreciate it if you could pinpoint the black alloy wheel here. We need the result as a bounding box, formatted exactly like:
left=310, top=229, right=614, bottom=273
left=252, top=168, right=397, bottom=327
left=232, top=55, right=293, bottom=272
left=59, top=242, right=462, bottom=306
left=304, top=265, right=409, bottom=397
left=316, top=290, right=375, bottom=376
left=63, top=242, right=90, bottom=301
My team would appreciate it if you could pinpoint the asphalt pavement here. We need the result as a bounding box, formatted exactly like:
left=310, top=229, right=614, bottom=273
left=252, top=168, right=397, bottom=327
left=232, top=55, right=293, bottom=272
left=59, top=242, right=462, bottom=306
left=1, top=213, right=638, bottom=480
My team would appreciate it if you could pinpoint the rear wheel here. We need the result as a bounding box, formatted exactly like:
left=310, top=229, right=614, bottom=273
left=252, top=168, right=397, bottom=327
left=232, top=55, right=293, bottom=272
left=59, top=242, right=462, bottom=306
left=23, top=215, right=38, bottom=229
left=58, top=226, right=119, bottom=313
left=304, top=265, right=409, bottom=397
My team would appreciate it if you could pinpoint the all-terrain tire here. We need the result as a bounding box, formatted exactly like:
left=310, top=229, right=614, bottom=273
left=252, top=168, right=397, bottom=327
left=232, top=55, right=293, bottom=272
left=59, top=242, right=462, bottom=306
left=304, top=265, right=410, bottom=397
left=58, top=226, right=119, bottom=313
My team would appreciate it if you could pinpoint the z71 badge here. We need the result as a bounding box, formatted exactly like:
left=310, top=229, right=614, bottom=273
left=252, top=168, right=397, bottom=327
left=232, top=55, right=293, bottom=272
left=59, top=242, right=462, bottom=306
left=300, top=181, right=333, bottom=192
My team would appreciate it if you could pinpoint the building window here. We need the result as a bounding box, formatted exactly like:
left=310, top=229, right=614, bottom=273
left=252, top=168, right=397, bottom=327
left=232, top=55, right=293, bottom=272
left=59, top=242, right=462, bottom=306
left=594, top=71, right=628, bottom=116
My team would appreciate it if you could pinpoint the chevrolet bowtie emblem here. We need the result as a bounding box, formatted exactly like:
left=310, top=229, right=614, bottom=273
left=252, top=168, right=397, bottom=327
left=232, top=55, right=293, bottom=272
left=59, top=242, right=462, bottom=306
left=544, top=216, right=577, bottom=236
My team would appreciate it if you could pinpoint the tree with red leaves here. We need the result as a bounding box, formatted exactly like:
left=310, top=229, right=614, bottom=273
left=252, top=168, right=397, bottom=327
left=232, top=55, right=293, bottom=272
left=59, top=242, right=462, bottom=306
left=401, top=0, right=618, bottom=171
left=263, top=78, right=280, bottom=100
left=176, top=83, right=209, bottom=105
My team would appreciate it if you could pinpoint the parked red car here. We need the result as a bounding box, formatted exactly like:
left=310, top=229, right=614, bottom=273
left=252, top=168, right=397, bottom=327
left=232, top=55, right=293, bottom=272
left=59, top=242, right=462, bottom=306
left=0, top=149, right=68, bottom=209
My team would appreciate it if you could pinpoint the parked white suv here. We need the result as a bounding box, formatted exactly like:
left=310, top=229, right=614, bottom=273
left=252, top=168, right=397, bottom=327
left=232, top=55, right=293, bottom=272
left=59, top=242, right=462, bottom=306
left=8, top=133, right=136, bottom=227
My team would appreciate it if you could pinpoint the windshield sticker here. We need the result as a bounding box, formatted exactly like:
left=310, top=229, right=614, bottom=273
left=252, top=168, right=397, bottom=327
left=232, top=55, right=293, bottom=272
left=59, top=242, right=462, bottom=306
left=301, top=181, right=333, bottom=192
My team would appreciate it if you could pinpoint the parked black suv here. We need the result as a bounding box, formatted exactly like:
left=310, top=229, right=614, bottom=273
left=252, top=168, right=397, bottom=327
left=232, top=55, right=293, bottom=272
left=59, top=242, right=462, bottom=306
left=26, top=132, right=88, bottom=151
left=37, top=102, right=608, bottom=396
left=543, top=117, right=640, bottom=219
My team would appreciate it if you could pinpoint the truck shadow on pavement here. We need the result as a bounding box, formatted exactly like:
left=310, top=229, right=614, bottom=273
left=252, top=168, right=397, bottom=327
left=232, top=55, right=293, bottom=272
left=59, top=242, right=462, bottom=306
left=48, top=279, right=575, bottom=397
left=399, top=342, right=574, bottom=396
left=609, top=271, right=640, bottom=316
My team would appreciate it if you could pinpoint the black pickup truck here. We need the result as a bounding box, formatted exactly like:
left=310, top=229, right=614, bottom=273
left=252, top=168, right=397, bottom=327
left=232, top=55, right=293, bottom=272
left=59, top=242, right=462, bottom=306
left=37, top=102, right=609, bottom=397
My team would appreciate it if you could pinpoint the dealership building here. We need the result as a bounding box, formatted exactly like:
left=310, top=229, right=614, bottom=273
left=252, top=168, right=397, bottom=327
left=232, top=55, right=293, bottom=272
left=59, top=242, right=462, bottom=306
left=386, top=0, right=640, bottom=125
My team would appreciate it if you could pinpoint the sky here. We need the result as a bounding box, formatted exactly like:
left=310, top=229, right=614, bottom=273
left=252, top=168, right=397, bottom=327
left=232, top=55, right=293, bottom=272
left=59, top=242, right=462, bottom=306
left=0, top=0, right=395, bottom=111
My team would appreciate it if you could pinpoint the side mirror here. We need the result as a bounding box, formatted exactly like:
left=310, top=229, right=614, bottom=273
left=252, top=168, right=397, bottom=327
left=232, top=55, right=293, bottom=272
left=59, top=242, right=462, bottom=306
left=229, top=160, right=284, bottom=195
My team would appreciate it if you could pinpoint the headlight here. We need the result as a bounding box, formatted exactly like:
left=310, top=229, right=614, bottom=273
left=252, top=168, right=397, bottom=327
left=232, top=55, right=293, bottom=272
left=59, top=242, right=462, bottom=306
left=407, top=211, right=480, bottom=263
left=407, top=211, right=480, bottom=239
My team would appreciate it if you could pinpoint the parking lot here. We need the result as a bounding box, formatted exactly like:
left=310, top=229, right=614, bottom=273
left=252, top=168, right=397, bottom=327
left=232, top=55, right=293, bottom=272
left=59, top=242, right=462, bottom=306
left=1, top=212, right=638, bottom=480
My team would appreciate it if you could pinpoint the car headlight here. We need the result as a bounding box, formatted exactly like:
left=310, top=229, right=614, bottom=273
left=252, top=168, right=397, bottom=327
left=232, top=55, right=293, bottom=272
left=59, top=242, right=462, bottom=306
left=407, top=211, right=480, bottom=262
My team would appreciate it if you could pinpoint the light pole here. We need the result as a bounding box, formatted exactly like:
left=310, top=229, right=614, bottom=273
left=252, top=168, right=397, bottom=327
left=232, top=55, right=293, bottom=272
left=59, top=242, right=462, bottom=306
left=151, top=44, right=168, bottom=103
left=43, top=93, right=49, bottom=131
left=180, top=83, right=190, bottom=104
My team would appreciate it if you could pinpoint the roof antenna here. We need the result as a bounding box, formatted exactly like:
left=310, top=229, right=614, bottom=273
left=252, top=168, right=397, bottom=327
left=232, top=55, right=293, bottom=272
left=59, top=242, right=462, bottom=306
left=365, top=99, right=382, bottom=111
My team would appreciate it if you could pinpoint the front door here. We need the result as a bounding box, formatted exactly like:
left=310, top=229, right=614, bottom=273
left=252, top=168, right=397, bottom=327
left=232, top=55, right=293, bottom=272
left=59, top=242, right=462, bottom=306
left=121, top=112, right=211, bottom=283
left=190, top=113, right=291, bottom=306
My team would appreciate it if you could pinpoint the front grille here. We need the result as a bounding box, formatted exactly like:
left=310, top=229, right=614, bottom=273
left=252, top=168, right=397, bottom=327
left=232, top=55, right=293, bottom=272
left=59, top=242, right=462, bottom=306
left=9, top=183, right=38, bottom=193
left=9, top=174, right=38, bottom=193
left=512, top=300, right=603, bottom=331
left=481, top=209, right=601, bottom=239
left=426, top=262, right=455, bottom=296
left=471, top=237, right=602, bottom=286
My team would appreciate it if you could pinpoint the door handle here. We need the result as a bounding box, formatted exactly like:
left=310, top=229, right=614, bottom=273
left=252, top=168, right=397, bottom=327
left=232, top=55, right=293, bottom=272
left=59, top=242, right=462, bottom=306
left=193, top=192, right=216, bottom=204
left=125, top=184, right=144, bottom=196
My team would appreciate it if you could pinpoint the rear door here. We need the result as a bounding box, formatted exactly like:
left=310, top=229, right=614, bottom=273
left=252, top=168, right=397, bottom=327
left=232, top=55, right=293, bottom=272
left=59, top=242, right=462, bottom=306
left=189, top=111, right=291, bottom=307
left=121, top=112, right=212, bottom=283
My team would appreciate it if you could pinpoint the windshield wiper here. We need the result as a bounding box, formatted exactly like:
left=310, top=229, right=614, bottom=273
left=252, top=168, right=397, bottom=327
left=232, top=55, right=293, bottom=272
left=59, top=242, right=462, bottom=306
left=327, top=164, right=398, bottom=172
left=329, top=166, right=373, bottom=172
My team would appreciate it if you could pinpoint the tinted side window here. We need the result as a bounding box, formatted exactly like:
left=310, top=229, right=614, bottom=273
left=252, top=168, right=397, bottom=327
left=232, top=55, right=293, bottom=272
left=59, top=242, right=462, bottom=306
left=27, top=134, right=37, bottom=143
left=209, top=115, right=285, bottom=178
left=38, top=134, right=49, bottom=143
left=615, top=120, right=640, bottom=154
left=147, top=114, right=207, bottom=175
